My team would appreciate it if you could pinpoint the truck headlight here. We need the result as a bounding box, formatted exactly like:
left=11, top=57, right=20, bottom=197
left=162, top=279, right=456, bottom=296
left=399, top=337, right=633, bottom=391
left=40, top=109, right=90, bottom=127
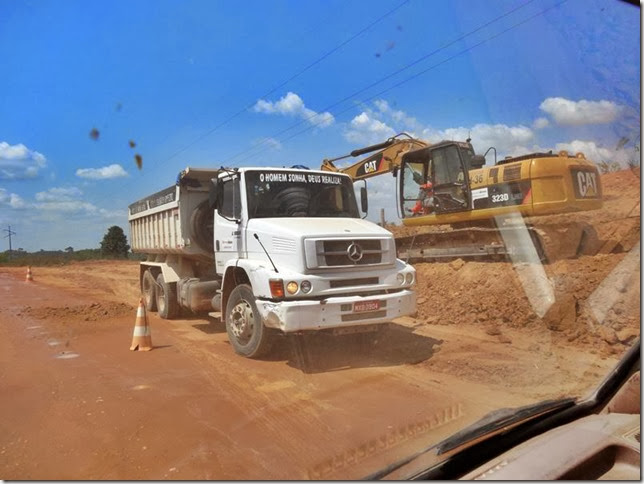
left=397, top=273, right=405, bottom=285
left=286, top=281, right=299, bottom=295
left=300, top=280, right=312, bottom=293
left=405, top=272, right=414, bottom=285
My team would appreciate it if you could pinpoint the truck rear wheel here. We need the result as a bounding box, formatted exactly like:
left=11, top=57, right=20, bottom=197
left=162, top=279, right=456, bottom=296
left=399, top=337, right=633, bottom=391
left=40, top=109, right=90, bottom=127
left=142, top=269, right=157, bottom=312
left=225, top=284, right=272, bottom=358
left=156, top=273, right=179, bottom=319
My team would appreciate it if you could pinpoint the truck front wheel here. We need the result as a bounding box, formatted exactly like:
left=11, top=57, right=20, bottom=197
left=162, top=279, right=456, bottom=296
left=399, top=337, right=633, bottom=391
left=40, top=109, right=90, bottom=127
left=225, top=284, right=272, bottom=358
left=142, top=269, right=158, bottom=312
left=156, top=273, right=179, bottom=319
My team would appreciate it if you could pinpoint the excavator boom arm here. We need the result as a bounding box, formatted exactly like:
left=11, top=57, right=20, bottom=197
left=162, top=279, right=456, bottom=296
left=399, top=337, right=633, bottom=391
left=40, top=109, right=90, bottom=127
left=321, top=135, right=429, bottom=181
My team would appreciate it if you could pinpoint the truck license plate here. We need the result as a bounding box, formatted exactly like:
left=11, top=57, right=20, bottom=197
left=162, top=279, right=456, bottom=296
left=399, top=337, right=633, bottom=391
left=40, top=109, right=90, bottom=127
left=353, top=300, right=380, bottom=312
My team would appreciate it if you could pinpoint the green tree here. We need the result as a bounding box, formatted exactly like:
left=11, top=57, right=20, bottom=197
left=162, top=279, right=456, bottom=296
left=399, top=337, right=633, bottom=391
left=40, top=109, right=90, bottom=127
left=100, top=226, right=130, bottom=258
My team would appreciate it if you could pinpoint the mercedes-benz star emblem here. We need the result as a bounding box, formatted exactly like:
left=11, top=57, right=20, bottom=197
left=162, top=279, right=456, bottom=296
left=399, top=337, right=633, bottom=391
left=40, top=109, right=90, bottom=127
left=347, top=242, right=363, bottom=262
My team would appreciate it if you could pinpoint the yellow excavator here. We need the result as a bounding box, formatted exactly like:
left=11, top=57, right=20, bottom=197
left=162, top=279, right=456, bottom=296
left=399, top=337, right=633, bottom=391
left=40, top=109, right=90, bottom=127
left=321, top=133, right=603, bottom=262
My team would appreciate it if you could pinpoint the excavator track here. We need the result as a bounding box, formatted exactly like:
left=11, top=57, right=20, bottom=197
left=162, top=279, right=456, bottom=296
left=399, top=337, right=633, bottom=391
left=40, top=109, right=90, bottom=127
left=395, top=218, right=610, bottom=264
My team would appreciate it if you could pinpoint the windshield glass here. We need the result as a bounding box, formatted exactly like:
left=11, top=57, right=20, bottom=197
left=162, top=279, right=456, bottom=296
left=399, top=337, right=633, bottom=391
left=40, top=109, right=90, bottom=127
left=0, top=0, right=639, bottom=481
left=432, top=145, right=464, bottom=186
left=245, top=170, right=360, bottom=218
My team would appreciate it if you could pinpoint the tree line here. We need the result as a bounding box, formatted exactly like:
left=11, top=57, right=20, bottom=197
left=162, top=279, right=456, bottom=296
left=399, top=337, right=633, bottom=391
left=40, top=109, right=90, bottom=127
left=0, top=226, right=143, bottom=265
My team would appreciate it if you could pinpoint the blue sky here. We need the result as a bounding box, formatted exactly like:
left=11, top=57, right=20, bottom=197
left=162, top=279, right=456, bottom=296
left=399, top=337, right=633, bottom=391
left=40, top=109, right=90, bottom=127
left=0, top=0, right=640, bottom=251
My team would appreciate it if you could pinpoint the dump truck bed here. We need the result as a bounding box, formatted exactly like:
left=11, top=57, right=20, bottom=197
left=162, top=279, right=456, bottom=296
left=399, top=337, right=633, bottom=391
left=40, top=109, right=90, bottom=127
left=128, top=168, right=218, bottom=260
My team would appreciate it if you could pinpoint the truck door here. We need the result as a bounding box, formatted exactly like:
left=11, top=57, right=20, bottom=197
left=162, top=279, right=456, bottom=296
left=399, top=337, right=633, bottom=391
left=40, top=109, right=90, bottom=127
left=214, top=175, right=242, bottom=274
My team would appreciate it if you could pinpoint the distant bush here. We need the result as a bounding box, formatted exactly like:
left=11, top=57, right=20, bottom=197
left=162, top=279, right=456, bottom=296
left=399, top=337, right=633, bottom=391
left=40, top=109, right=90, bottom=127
left=0, top=248, right=144, bottom=266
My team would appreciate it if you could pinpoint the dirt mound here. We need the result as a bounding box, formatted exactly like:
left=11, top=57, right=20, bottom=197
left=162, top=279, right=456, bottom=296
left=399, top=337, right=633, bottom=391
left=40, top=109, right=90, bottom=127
left=18, top=301, right=135, bottom=322
left=413, top=249, right=639, bottom=357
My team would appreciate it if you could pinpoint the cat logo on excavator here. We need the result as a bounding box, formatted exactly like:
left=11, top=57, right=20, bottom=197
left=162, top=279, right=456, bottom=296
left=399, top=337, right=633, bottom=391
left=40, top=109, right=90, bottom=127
left=576, top=170, right=599, bottom=198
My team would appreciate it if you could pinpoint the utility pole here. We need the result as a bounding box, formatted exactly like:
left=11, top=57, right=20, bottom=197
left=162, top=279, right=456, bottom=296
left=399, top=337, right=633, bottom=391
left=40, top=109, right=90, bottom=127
left=3, top=225, right=16, bottom=258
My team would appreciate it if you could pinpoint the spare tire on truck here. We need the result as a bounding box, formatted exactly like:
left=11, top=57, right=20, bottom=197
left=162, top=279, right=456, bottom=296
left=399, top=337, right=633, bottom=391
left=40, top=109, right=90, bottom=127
left=190, top=200, right=214, bottom=252
left=273, top=187, right=310, bottom=216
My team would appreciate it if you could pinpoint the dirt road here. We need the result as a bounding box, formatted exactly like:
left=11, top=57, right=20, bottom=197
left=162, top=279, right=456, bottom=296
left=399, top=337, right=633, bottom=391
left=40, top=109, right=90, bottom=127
left=0, top=258, right=634, bottom=479
left=0, top=170, right=639, bottom=479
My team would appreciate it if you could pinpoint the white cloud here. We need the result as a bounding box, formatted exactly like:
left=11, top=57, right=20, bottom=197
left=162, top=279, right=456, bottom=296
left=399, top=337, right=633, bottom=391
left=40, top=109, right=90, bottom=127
left=32, top=185, right=97, bottom=214
left=36, top=200, right=98, bottom=213
left=343, top=98, right=631, bottom=171
left=0, top=188, right=28, bottom=209
left=1, top=184, right=125, bottom=219
left=422, top=123, right=535, bottom=161
left=554, top=140, right=614, bottom=163
left=374, top=99, right=390, bottom=113
left=75, top=164, right=128, bottom=180
left=344, top=100, right=536, bottom=163
left=533, top=117, right=550, bottom=129
left=0, top=141, right=47, bottom=180
left=344, top=112, right=396, bottom=144
left=256, top=137, right=282, bottom=150
left=372, top=99, right=419, bottom=129
left=540, top=97, right=621, bottom=126
left=253, top=92, right=335, bottom=128
left=35, top=187, right=83, bottom=202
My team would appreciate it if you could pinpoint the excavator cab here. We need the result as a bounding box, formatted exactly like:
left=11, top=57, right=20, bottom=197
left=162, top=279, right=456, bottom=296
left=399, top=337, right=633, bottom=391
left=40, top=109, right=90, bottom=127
left=400, top=141, right=475, bottom=217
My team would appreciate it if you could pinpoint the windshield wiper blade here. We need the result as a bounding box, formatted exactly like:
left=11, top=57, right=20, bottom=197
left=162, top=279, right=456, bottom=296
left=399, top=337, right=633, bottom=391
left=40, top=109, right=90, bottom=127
left=368, top=341, right=640, bottom=480
left=435, top=397, right=575, bottom=455
left=365, top=397, right=575, bottom=480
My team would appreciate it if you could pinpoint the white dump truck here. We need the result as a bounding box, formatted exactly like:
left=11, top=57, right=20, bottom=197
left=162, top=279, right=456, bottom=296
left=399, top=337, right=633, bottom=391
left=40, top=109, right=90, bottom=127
left=128, top=166, right=416, bottom=357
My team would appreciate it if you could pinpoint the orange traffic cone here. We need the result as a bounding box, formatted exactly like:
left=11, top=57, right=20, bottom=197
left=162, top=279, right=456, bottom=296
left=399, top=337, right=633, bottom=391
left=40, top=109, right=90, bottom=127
left=130, top=298, right=153, bottom=351
left=25, top=266, right=34, bottom=282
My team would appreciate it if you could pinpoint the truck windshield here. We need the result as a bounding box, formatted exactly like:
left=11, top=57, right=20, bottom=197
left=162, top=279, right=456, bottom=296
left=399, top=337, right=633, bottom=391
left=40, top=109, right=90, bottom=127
left=245, top=170, right=360, bottom=219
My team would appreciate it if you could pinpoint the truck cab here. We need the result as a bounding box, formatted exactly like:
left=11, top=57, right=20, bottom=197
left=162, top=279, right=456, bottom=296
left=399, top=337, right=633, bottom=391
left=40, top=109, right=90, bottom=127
left=129, top=167, right=417, bottom=358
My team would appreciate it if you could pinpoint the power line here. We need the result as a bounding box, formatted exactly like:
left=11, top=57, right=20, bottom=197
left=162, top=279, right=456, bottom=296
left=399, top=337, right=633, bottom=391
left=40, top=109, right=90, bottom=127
left=229, top=0, right=568, bottom=167
left=221, top=0, right=539, bottom=166
left=140, top=0, right=411, bottom=171
left=90, top=0, right=411, bottom=209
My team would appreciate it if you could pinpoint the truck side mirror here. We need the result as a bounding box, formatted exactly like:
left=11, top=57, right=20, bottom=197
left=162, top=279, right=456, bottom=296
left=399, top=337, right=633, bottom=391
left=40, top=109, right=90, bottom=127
left=209, top=178, right=219, bottom=209
left=360, top=186, right=368, bottom=213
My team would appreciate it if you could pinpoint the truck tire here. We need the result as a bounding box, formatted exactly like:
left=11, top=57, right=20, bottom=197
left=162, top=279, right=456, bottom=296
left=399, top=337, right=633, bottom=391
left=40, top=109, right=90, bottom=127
left=142, top=269, right=158, bottom=312
left=156, top=273, right=179, bottom=319
left=225, top=284, right=272, bottom=358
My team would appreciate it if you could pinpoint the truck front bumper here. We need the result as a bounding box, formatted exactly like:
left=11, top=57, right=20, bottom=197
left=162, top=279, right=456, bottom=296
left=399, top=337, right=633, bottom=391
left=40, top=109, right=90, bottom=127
left=256, top=290, right=416, bottom=333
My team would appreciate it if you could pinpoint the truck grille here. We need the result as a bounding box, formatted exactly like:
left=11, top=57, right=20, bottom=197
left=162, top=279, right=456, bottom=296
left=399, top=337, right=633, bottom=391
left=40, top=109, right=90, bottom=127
left=305, top=237, right=394, bottom=270
left=329, top=277, right=379, bottom=288
left=320, top=239, right=383, bottom=266
left=341, top=310, right=387, bottom=322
